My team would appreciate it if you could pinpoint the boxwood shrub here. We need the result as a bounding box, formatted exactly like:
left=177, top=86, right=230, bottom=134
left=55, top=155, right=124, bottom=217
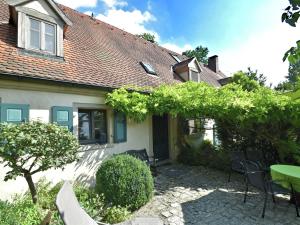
left=95, top=154, right=154, bottom=210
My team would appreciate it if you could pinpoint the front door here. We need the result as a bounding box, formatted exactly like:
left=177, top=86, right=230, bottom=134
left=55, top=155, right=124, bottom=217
left=152, top=114, right=169, bottom=161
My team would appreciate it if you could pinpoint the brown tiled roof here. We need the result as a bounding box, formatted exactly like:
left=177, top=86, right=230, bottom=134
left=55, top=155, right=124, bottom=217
left=0, top=0, right=224, bottom=89
left=172, top=58, right=194, bottom=71
left=200, top=64, right=226, bottom=87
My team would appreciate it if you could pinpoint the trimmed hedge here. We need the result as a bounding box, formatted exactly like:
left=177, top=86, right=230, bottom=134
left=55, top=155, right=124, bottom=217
left=96, top=154, right=154, bottom=210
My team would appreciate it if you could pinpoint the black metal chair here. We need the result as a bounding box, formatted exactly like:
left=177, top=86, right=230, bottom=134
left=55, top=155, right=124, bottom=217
left=242, top=161, right=299, bottom=218
left=228, top=151, right=246, bottom=182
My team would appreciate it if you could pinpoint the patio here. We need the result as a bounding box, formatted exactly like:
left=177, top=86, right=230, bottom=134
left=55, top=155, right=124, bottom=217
left=134, top=164, right=300, bottom=225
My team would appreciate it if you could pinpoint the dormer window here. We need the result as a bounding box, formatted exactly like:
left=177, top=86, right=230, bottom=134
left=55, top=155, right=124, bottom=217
left=29, top=18, right=56, bottom=54
left=171, top=54, right=181, bottom=63
left=140, top=62, right=157, bottom=75
left=7, top=0, right=72, bottom=58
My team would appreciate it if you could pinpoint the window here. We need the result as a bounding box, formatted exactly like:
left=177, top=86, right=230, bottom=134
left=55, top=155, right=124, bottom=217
left=29, top=18, right=56, bottom=54
left=0, top=104, right=29, bottom=124
left=190, top=70, right=199, bottom=82
left=52, top=106, right=73, bottom=131
left=78, top=109, right=107, bottom=144
left=140, top=62, right=157, bottom=75
left=114, top=111, right=127, bottom=143
left=171, top=54, right=181, bottom=63
left=29, top=18, right=41, bottom=49
left=45, top=23, right=55, bottom=53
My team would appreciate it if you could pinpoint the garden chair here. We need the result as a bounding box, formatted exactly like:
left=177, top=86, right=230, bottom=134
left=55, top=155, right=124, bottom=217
left=242, top=161, right=299, bottom=218
left=228, top=151, right=246, bottom=182
left=245, top=149, right=269, bottom=172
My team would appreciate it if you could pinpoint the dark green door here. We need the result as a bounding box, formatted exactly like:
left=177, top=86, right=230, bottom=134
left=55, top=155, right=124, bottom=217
left=152, top=114, right=169, bottom=160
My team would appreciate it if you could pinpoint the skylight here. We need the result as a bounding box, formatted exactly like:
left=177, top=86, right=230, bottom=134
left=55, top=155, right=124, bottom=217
left=171, top=54, right=181, bottom=63
left=140, top=62, right=157, bottom=75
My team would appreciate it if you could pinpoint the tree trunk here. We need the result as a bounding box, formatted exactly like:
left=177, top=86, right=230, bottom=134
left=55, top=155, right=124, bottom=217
left=24, top=172, right=37, bottom=204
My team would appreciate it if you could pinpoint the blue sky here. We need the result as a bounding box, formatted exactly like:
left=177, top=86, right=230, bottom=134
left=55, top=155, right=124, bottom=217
left=57, top=0, right=300, bottom=85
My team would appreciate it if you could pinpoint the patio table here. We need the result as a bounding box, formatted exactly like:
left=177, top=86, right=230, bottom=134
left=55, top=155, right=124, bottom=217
left=271, top=165, right=300, bottom=192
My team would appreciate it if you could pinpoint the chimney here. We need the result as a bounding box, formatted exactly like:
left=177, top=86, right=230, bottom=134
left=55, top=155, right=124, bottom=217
left=208, top=55, right=219, bottom=73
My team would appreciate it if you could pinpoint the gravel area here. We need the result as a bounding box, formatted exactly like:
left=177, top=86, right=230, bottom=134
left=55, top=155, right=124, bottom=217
left=134, top=164, right=300, bottom=225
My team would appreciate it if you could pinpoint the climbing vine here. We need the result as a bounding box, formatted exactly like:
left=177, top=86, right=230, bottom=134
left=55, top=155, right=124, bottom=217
left=106, top=75, right=298, bottom=125
left=106, top=73, right=300, bottom=164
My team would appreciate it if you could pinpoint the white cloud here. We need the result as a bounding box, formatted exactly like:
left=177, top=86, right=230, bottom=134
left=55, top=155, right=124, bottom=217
left=96, top=9, right=158, bottom=38
left=101, top=0, right=127, bottom=8
left=56, top=0, right=97, bottom=9
left=160, top=43, right=193, bottom=54
left=218, top=23, right=300, bottom=86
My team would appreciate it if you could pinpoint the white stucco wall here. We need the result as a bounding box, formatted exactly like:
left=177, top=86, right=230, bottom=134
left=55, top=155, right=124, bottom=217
left=23, top=0, right=57, bottom=18
left=0, top=86, right=152, bottom=200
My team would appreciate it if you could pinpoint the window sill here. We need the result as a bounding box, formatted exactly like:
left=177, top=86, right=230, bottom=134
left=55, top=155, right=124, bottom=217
left=18, top=49, right=64, bottom=62
left=78, top=142, right=114, bottom=152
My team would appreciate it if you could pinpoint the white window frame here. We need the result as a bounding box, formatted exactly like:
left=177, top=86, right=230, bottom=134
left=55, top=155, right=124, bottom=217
left=171, top=54, right=181, bottom=63
left=28, top=17, right=57, bottom=55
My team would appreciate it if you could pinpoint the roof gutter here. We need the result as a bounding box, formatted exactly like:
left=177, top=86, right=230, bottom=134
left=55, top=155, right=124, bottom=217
left=0, top=71, right=114, bottom=92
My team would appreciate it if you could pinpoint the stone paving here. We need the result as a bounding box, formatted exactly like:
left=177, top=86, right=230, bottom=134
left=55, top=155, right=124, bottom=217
left=134, top=164, right=300, bottom=225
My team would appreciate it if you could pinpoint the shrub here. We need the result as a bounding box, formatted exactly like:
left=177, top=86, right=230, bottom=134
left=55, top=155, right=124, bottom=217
left=178, top=139, right=230, bottom=171
left=0, top=179, right=110, bottom=225
left=0, top=198, right=41, bottom=225
left=95, top=154, right=154, bottom=210
left=103, top=206, right=130, bottom=224
left=33, top=179, right=105, bottom=224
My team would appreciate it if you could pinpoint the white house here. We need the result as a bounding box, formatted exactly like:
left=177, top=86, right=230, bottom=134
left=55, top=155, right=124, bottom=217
left=0, top=0, right=226, bottom=200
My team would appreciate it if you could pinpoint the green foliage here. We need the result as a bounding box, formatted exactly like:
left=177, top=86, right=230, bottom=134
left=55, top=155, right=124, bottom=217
left=288, top=61, right=300, bottom=83
left=106, top=88, right=150, bottom=122
left=0, top=179, right=122, bottom=225
left=182, top=46, right=209, bottom=64
left=282, top=1, right=300, bottom=63
left=106, top=73, right=300, bottom=165
left=178, top=139, right=230, bottom=170
left=96, top=154, right=154, bottom=210
left=238, top=67, right=267, bottom=87
left=0, top=121, right=79, bottom=203
left=103, top=206, right=131, bottom=224
left=275, top=80, right=297, bottom=92
left=0, top=198, right=42, bottom=225
left=34, top=179, right=106, bottom=224
left=137, top=33, right=156, bottom=43
left=275, top=61, right=300, bottom=91
left=230, top=71, right=261, bottom=91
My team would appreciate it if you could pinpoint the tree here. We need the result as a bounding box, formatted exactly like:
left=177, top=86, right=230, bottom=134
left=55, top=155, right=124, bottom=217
left=0, top=121, right=79, bottom=203
left=287, top=60, right=300, bottom=83
left=244, top=67, right=267, bottom=87
left=229, top=68, right=267, bottom=91
left=275, top=61, right=300, bottom=91
left=282, top=0, right=300, bottom=63
left=137, top=33, right=156, bottom=43
left=274, top=81, right=295, bottom=91
left=182, top=46, right=209, bottom=64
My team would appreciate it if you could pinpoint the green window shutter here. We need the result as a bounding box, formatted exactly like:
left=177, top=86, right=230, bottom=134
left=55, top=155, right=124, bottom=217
left=114, top=111, right=127, bottom=143
left=0, top=104, right=29, bottom=124
left=51, top=106, right=73, bottom=131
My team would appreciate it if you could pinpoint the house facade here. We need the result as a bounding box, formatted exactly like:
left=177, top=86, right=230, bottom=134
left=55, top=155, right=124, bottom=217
left=0, top=0, right=226, bottom=200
